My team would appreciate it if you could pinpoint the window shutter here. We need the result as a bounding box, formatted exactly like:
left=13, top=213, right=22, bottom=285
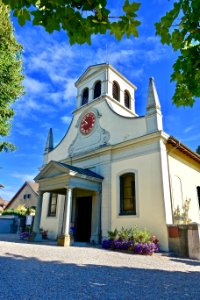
left=94, top=81, right=101, bottom=99
left=113, top=81, right=120, bottom=101
left=124, top=90, right=130, bottom=108
left=82, top=88, right=89, bottom=105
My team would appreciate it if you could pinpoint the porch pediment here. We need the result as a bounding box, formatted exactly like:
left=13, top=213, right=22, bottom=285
left=35, top=161, right=103, bottom=181
left=35, top=162, right=67, bottom=180
left=34, top=161, right=103, bottom=193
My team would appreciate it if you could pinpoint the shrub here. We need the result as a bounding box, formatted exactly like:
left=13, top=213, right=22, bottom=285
left=132, top=225, right=151, bottom=243
left=107, top=228, right=118, bottom=240
left=118, top=227, right=132, bottom=241
left=2, top=209, right=26, bottom=217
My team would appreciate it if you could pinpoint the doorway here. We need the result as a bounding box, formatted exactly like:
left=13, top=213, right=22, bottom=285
left=75, top=196, right=92, bottom=242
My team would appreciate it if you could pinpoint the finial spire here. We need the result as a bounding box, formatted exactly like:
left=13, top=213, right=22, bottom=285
left=146, top=77, right=161, bottom=113
left=106, top=43, right=109, bottom=64
left=44, top=128, right=54, bottom=153
left=146, top=77, right=163, bottom=133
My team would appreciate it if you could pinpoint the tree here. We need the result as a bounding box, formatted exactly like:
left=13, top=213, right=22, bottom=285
left=0, top=0, right=24, bottom=152
left=196, top=146, right=200, bottom=155
left=1, top=0, right=141, bottom=44
left=2, top=0, right=199, bottom=107
left=155, top=0, right=200, bottom=107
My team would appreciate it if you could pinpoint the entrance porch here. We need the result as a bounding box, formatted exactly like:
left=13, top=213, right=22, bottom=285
left=33, top=161, right=103, bottom=246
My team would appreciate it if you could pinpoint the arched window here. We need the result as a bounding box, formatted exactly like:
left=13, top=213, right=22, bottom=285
left=113, top=81, right=120, bottom=101
left=120, top=173, right=136, bottom=215
left=81, top=88, right=89, bottom=105
left=124, top=90, right=130, bottom=109
left=93, top=81, right=101, bottom=99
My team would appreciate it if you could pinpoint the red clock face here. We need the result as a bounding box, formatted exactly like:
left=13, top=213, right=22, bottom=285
left=80, top=112, right=96, bottom=135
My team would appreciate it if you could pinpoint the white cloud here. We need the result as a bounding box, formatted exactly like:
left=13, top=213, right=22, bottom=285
left=182, top=133, right=200, bottom=143
left=0, top=188, right=14, bottom=201
left=184, top=126, right=194, bottom=133
left=61, top=116, right=72, bottom=124
left=13, top=122, right=33, bottom=136
left=14, top=95, right=57, bottom=119
left=64, top=78, right=77, bottom=99
left=12, top=172, right=37, bottom=182
left=23, top=77, right=49, bottom=94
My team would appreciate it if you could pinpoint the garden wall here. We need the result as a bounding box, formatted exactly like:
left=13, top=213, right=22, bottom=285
left=168, top=223, right=200, bottom=259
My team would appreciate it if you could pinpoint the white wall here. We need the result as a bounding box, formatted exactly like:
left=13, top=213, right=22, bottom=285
left=109, top=142, right=169, bottom=251
left=168, top=151, right=200, bottom=223
left=40, top=193, right=64, bottom=239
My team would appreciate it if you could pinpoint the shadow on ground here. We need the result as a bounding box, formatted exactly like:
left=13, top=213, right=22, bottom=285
left=0, top=249, right=199, bottom=300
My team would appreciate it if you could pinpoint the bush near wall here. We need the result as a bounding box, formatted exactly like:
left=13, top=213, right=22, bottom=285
left=102, top=226, right=159, bottom=255
left=2, top=205, right=36, bottom=217
left=2, top=209, right=26, bottom=216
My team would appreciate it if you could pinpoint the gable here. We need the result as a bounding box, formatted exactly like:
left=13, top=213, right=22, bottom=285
left=6, top=182, right=39, bottom=209
left=35, top=161, right=103, bottom=182
left=75, top=64, right=106, bottom=87
left=34, top=161, right=69, bottom=181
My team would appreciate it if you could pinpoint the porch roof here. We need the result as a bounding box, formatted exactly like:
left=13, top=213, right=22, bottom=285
left=56, top=162, right=104, bottom=180
left=34, top=160, right=103, bottom=193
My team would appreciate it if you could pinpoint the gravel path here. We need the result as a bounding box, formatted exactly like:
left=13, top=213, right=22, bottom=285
left=0, top=235, right=200, bottom=300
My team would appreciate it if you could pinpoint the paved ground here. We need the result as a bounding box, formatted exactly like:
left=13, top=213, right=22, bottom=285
left=0, top=234, right=200, bottom=300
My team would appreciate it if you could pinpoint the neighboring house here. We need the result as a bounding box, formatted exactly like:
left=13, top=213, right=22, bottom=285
left=6, top=181, right=39, bottom=210
left=33, top=64, right=200, bottom=251
left=0, top=196, right=8, bottom=213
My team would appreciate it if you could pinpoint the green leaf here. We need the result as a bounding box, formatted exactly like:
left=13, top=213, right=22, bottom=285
left=110, top=22, right=124, bottom=40
left=123, top=0, right=141, bottom=17
left=171, top=29, right=185, bottom=50
left=13, top=8, right=31, bottom=26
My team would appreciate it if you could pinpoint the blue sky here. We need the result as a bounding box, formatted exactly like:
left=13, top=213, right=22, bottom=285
left=0, top=0, right=200, bottom=201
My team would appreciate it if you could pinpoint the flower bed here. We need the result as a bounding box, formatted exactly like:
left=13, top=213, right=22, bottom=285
left=19, top=231, right=31, bottom=240
left=102, top=226, right=159, bottom=255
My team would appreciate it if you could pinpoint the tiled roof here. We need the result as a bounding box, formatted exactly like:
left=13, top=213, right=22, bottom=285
left=56, top=162, right=104, bottom=180
left=167, top=136, right=200, bottom=164
left=27, top=181, right=39, bottom=194
left=0, top=196, right=8, bottom=206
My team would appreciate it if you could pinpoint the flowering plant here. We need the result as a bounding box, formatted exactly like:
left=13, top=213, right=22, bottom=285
left=102, top=239, right=134, bottom=251
left=134, top=242, right=159, bottom=255
left=19, top=231, right=30, bottom=240
left=102, top=226, right=159, bottom=255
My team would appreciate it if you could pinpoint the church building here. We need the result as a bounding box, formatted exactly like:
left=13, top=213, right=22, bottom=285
left=33, top=64, right=200, bottom=251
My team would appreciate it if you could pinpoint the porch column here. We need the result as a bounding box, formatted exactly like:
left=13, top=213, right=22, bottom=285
left=33, top=191, right=43, bottom=241
left=98, top=188, right=102, bottom=244
left=65, top=187, right=73, bottom=235
left=58, top=187, right=73, bottom=246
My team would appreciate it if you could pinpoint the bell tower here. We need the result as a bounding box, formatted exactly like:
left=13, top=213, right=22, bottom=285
left=75, top=63, right=137, bottom=117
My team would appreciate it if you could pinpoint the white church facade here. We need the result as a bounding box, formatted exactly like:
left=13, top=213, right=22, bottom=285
left=33, top=64, right=200, bottom=251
